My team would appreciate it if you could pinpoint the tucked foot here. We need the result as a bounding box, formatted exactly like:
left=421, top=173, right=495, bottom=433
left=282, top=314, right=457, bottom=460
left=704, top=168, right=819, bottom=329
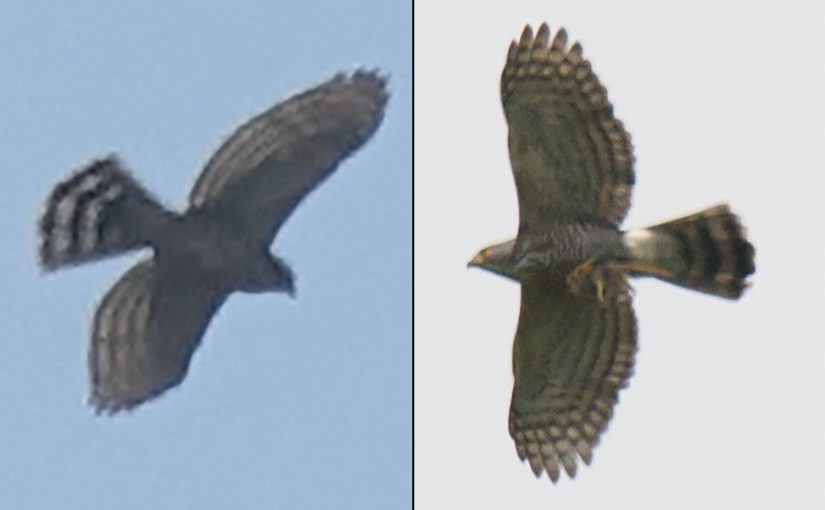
left=567, top=258, right=627, bottom=301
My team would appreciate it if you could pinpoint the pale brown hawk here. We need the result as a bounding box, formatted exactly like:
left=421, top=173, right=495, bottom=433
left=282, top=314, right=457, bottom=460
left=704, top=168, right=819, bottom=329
left=39, top=70, right=388, bottom=413
left=468, top=23, right=754, bottom=482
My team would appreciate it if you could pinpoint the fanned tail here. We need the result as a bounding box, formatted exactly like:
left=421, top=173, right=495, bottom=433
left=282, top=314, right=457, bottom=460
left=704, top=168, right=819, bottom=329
left=39, top=156, right=174, bottom=270
left=622, top=204, right=755, bottom=299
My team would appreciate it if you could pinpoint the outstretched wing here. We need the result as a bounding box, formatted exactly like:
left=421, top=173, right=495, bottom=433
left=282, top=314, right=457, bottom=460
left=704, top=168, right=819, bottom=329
left=188, top=70, right=388, bottom=243
left=89, top=258, right=228, bottom=413
left=502, top=23, right=635, bottom=231
left=509, top=282, right=637, bottom=482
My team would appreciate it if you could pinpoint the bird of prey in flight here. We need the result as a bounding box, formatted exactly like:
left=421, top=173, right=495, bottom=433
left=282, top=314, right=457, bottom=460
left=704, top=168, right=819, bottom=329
left=39, top=70, right=388, bottom=413
left=468, top=23, right=754, bottom=482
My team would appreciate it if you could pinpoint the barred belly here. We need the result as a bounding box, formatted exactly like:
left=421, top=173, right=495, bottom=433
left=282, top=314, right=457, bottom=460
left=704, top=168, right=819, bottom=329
left=511, top=222, right=625, bottom=282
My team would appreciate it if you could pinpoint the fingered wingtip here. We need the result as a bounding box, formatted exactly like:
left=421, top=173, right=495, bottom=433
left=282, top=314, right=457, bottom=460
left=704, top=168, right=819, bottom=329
left=88, top=393, right=126, bottom=416
left=344, top=67, right=391, bottom=89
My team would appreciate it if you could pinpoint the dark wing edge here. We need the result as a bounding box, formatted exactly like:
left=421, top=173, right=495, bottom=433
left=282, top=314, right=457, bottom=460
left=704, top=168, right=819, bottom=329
left=89, top=258, right=228, bottom=414
left=502, top=23, right=635, bottom=230
left=187, top=69, right=389, bottom=242
left=509, top=282, right=637, bottom=482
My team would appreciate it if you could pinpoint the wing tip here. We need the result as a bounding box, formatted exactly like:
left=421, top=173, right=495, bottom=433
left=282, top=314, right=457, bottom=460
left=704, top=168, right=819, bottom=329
left=349, top=67, right=390, bottom=103
left=335, top=67, right=389, bottom=88
left=323, top=68, right=390, bottom=117
left=87, top=390, right=134, bottom=416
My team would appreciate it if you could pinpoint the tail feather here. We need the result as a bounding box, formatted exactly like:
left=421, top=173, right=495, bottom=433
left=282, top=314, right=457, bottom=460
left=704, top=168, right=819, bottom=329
left=39, top=156, right=174, bottom=270
left=623, top=204, right=755, bottom=299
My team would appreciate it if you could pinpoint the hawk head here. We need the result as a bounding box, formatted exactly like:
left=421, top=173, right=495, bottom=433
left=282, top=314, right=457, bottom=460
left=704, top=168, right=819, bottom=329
left=241, top=254, right=296, bottom=297
left=468, top=240, right=518, bottom=281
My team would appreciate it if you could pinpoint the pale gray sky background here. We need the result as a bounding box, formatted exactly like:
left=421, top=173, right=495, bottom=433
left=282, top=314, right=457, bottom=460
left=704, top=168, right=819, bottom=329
left=0, top=2, right=410, bottom=509
left=416, top=1, right=824, bottom=508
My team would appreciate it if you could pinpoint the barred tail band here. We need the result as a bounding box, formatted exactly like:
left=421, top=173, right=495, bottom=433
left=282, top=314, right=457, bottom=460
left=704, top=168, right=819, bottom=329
left=623, top=204, right=755, bottom=299
left=39, top=156, right=174, bottom=270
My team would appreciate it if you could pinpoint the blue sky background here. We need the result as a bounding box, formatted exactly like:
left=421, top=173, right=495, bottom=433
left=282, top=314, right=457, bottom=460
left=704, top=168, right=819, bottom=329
left=0, top=2, right=410, bottom=508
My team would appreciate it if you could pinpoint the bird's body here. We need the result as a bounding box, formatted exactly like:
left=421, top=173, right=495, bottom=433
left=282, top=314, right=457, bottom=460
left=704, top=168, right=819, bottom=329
left=39, top=70, right=388, bottom=413
left=151, top=210, right=291, bottom=294
left=479, top=222, right=625, bottom=283
left=469, top=23, right=754, bottom=482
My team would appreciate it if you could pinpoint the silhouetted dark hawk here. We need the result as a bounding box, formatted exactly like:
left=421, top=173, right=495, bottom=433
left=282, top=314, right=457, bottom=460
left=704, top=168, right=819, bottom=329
left=40, top=70, right=388, bottom=413
left=468, top=23, right=754, bottom=482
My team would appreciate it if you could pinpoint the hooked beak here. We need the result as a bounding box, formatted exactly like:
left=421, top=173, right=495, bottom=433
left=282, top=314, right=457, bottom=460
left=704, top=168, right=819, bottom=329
left=467, top=253, right=485, bottom=268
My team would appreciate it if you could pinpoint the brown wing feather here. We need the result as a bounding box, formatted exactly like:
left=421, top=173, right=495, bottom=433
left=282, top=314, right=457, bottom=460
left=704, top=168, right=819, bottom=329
left=89, top=259, right=228, bottom=413
left=502, top=23, right=635, bottom=231
left=188, top=70, right=388, bottom=242
left=509, top=281, right=637, bottom=482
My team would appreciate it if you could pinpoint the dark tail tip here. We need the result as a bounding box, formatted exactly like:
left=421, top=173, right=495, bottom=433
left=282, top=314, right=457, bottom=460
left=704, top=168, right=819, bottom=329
left=643, top=204, right=755, bottom=299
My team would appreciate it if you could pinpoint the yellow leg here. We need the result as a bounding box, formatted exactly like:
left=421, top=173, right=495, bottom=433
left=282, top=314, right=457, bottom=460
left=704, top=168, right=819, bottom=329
left=567, top=257, right=606, bottom=301
left=591, top=277, right=605, bottom=302
left=609, top=261, right=673, bottom=280
left=568, top=257, right=598, bottom=280
left=567, top=258, right=631, bottom=302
